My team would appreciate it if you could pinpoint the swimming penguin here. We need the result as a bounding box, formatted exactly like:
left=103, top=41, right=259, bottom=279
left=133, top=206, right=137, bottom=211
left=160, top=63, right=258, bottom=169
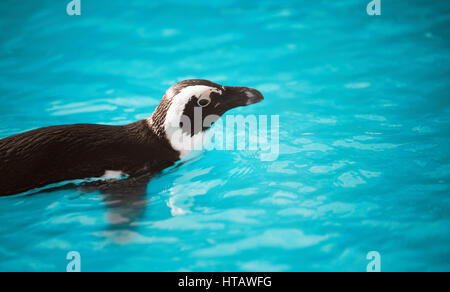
left=0, top=79, right=264, bottom=197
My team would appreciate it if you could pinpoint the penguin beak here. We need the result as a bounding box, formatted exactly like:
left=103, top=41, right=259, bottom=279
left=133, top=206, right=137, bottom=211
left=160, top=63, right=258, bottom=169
left=223, top=86, right=264, bottom=108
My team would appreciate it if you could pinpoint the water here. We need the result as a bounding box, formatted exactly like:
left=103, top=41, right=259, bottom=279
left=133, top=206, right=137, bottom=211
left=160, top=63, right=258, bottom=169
left=0, top=0, right=449, bottom=272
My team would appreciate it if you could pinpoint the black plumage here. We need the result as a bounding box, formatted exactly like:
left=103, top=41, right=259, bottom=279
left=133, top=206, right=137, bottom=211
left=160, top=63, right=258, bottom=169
left=0, top=120, right=178, bottom=196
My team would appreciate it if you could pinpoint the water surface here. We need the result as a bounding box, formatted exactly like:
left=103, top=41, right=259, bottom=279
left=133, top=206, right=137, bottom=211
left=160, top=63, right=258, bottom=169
left=0, top=0, right=449, bottom=271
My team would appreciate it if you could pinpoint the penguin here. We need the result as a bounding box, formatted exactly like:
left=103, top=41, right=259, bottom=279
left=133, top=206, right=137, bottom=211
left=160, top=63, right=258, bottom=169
left=0, top=79, right=264, bottom=197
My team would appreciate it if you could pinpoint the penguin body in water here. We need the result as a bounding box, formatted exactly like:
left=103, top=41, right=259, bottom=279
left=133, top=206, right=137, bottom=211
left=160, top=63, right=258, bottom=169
left=0, top=80, right=264, bottom=196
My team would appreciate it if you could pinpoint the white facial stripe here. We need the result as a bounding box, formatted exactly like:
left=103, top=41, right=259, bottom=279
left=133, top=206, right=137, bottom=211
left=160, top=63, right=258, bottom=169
left=164, top=85, right=222, bottom=157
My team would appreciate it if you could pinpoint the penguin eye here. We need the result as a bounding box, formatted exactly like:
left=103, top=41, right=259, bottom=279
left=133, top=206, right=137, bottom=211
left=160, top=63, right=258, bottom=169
left=197, top=97, right=211, bottom=107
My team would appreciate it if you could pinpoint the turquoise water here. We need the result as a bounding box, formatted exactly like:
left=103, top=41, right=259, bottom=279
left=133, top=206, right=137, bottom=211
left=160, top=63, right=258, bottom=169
left=0, top=0, right=449, bottom=272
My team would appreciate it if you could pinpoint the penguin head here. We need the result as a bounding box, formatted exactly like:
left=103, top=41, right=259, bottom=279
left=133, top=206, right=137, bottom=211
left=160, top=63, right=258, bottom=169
left=149, top=79, right=264, bottom=156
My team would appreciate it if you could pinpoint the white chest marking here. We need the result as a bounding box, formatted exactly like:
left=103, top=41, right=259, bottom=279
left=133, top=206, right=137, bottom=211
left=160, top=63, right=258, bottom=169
left=102, top=170, right=127, bottom=180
